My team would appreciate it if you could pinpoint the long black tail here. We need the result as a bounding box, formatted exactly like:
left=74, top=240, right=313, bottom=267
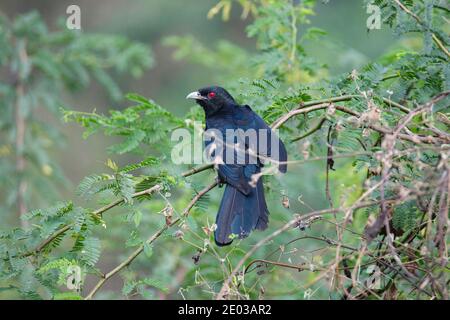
left=214, top=178, right=269, bottom=246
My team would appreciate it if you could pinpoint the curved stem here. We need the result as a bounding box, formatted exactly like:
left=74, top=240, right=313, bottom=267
left=84, top=181, right=218, bottom=300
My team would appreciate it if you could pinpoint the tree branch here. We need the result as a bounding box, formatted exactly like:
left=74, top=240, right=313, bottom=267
left=291, top=116, right=327, bottom=142
left=181, top=163, right=214, bottom=177
left=84, top=180, right=218, bottom=300
left=393, top=0, right=450, bottom=58
left=22, top=184, right=162, bottom=258
left=216, top=191, right=430, bottom=299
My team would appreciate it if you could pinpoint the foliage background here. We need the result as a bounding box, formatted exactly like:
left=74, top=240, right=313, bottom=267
left=0, top=0, right=448, bottom=300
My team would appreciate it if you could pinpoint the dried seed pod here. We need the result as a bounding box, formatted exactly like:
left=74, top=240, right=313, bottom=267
left=282, top=195, right=290, bottom=208
left=367, top=107, right=381, bottom=123
left=173, top=229, right=184, bottom=239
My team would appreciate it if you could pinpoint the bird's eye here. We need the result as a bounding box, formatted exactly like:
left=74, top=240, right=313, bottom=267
left=208, top=92, right=216, bottom=99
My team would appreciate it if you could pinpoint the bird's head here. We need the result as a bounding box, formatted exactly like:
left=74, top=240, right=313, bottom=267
left=186, top=86, right=236, bottom=116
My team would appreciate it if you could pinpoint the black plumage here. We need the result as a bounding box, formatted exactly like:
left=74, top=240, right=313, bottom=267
left=186, top=86, right=287, bottom=246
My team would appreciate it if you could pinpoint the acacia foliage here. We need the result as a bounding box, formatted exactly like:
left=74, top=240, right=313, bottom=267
left=0, top=11, right=152, bottom=226
left=1, top=1, right=449, bottom=300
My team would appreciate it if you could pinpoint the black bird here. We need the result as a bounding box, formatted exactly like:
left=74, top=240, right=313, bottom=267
left=186, top=86, right=287, bottom=246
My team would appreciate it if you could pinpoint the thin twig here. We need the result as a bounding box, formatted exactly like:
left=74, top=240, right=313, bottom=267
left=22, top=184, right=162, bottom=258
left=84, top=181, right=218, bottom=300
left=393, top=0, right=450, bottom=58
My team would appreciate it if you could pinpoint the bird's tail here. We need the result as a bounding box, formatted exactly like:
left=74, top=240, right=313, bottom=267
left=214, top=178, right=269, bottom=246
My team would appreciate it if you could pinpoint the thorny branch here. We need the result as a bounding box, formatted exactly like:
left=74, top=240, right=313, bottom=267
left=215, top=92, right=449, bottom=299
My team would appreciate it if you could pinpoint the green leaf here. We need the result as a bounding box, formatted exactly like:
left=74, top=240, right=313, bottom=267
left=126, top=93, right=152, bottom=105
left=122, top=281, right=136, bottom=296
left=125, top=231, right=141, bottom=248
left=108, top=129, right=146, bottom=155
left=81, top=237, right=101, bottom=267
left=116, top=173, right=135, bottom=203
left=120, top=157, right=159, bottom=173
left=143, top=243, right=153, bottom=258
left=53, top=292, right=83, bottom=300
left=133, top=210, right=143, bottom=227
left=141, top=278, right=168, bottom=293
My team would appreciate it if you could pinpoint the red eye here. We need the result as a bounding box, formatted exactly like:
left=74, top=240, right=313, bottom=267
left=208, top=92, right=216, bottom=98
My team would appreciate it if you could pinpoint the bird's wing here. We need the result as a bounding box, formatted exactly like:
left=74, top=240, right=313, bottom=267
left=208, top=104, right=287, bottom=196
left=242, top=105, right=287, bottom=173
left=205, top=117, right=254, bottom=195
left=217, top=163, right=255, bottom=195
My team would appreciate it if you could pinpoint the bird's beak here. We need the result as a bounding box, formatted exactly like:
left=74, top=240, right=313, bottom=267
left=186, top=91, right=206, bottom=100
